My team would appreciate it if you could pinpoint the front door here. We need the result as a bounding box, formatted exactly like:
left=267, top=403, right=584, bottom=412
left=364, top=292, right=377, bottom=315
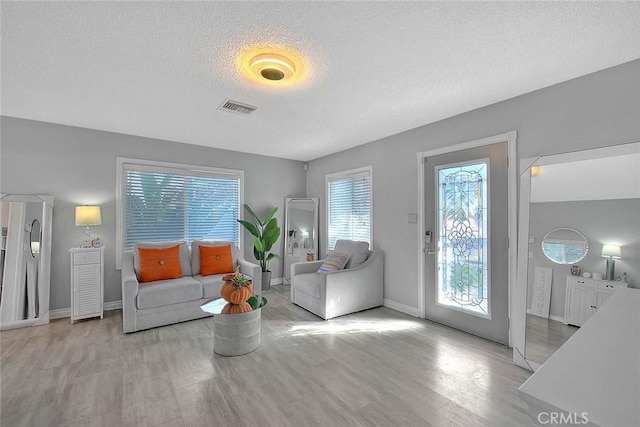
left=424, top=142, right=509, bottom=345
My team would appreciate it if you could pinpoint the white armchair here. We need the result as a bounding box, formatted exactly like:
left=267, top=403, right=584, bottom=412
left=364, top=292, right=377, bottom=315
left=290, top=240, right=384, bottom=320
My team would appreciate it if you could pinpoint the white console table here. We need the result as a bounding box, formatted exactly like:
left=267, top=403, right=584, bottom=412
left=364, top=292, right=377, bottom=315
left=69, top=247, right=104, bottom=323
left=563, top=275, right=627, bottom=327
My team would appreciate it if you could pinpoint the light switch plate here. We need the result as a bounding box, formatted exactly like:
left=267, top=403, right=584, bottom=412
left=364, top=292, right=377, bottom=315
left=528, top=236, right=535, bottom=244
left=408, top=213, right=417, bottom=223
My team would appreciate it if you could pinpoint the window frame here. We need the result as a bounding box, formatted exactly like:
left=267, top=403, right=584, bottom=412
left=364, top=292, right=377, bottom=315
left=116, top=157, right=244, bottom=269
left=325, top=165, right=373, bottom=252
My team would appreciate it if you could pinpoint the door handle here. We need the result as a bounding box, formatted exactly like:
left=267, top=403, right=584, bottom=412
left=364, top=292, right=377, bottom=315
left=424, top=231, right=435, bottom=255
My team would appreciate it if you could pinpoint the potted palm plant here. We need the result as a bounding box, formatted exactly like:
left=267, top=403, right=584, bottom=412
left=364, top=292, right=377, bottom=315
left=237, top=204, right=281, bottom=290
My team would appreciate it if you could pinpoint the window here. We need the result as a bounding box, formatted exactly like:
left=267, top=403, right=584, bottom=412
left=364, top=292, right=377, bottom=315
left=116, top=158, right=243, bottom=267
left=326, top=166, right=372, bottom=250
left=436, top=160, right=489, bottom=317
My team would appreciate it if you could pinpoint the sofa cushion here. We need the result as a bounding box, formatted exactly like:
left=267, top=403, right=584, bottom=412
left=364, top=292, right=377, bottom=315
left=334, top=240, right=370, bottom=268
left=191, top=240, right=239, bottom=276
left=138, top=246, right=183, bottom=283
left=196, top=273, right=256, bottom=299
left=134, top=241, right=191, bottom=278
left=317, top=253, right=350, bottom=274
left=294, top=273, right=324, bottom=299
left=199, top=244, right=234, bottom=276
left=137, top=276, right=203, bottom=309
left=195, top=274, right=226, bottom=299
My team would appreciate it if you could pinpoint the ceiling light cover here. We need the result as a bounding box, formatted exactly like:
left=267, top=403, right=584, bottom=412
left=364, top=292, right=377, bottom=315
left=250, top=53, right=295, bottom=81
left=240, top=46, right=304, bottom=86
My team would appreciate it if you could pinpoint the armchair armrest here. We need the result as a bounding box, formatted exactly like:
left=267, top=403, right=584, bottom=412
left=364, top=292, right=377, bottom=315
left=238, top=258, right=262, bottom=298
left=323, top=250, right=384, bottom=319
left=292, top=260, right=323, bottom=276
left=290, top=260, right=323, bottom=301
left=121, top=250, right=139, bottom=333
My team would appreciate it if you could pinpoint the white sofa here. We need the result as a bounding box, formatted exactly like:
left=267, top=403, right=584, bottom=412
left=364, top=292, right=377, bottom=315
left=121, top=240, right=260, bottom=333
left=290, top=240, right=384, bottom=320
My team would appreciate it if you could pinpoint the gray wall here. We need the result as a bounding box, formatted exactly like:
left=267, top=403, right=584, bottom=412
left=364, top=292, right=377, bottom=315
left=527, top=199, right=640, bottom=318
left=2, top=60, right=639, bottom=315
left=0, top=117, right=306, bottom=310
left=306, top=59, right=640, bottom=311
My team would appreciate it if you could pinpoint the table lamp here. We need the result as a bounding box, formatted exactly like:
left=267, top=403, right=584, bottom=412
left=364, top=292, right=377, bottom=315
left=75, top=205, right=102, bottom=247
left=601, top=244, right=621, bottom=281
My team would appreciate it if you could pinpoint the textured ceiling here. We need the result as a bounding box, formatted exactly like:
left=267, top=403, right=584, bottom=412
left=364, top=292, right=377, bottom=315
left=2, top=1, right=639, bottom=161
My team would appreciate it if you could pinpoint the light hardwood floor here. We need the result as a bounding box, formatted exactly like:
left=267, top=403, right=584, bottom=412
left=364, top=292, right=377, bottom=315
left=525, top=314, right=577, bottom=364
left=1, top=284, right=538, bottom=427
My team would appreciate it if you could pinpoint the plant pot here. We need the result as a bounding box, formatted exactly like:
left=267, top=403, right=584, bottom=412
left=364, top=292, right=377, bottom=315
left=261, top=271, right=272, bottom=290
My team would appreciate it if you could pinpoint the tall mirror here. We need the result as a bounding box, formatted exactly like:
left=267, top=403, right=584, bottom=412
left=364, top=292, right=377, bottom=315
left=513, top=142, right=640, bottom=370
left=283, top=198, right=319, bottom=284
left=0, top=194, right=53, bottom=330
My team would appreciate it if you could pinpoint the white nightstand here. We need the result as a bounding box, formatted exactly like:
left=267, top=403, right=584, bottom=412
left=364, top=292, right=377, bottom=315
left=69, top=247, right=104, bottom=323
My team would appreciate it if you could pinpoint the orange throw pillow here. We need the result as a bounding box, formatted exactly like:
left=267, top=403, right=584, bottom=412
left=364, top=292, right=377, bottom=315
left=138, top=246, right=183, bottom=283
left=200, top=244, right=234, bottom=276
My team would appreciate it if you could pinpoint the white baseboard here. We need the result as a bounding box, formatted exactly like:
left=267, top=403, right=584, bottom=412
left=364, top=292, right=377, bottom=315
left=526, top=309, right=564, bottom=323
left=105, top=300, right=123, bottom=311
left=383, top=299, right=420, bottom=317
left=49, top=308, right=70, bottom=319
left=50, top=300, right=123, bottom=320
left=270, top=277, right=284, bottom=285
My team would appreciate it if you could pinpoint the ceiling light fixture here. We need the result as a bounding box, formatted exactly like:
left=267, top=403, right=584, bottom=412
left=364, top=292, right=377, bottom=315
left=249, top=53, right=296, bottom=82
left=240, top=46, right=304, bottom=86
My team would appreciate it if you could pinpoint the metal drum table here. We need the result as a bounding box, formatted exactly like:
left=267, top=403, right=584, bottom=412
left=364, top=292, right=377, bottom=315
left=201, top=298, right=261, bottom=356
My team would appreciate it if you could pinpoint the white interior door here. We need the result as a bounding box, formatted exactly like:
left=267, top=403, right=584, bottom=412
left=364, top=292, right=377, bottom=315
left=423, top=142, right=509, bottom=345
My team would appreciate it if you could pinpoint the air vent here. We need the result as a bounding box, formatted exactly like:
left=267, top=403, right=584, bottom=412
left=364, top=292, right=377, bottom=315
left=218, top=99, right=257, bottom=115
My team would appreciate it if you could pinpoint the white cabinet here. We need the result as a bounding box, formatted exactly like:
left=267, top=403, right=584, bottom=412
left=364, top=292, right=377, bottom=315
left=69, top=247, right=104, bottom=323
left=563, top=275, right=627, bottom=327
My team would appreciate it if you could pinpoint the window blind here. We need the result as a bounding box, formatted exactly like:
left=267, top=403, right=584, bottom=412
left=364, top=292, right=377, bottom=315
left=327, top=170, right=371, bottom=250
left=122, top=164, right=241, bottom=251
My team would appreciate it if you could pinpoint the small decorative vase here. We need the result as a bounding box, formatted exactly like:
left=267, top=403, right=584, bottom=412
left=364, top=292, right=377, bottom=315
left=306, top=252, right=314, bottom=262
left=570, top=265, right=581, bottom=276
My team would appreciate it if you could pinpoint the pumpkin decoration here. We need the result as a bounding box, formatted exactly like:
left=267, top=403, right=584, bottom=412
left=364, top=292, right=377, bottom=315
left=221, top=283, right=253, bottom=304
left=220, top=268, right=253, bottom=304
left=221, top=302, right=252, bottom=314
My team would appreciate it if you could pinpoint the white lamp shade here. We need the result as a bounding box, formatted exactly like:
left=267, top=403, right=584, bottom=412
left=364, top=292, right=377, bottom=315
left=75, top=205, right=102, bottom=226
left=601, top=244, right=621, bottom=259
left=301, top=231, right=310, bottom=238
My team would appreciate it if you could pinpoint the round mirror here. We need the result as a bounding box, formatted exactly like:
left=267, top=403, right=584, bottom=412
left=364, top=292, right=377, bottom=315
left=30, top=219, right=41, bottom=258
left=541, top=227, right=588, bottom=264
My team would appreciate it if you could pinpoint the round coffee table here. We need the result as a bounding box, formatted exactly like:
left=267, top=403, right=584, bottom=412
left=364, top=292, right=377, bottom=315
left=201, top=298, right=261, bottom=356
